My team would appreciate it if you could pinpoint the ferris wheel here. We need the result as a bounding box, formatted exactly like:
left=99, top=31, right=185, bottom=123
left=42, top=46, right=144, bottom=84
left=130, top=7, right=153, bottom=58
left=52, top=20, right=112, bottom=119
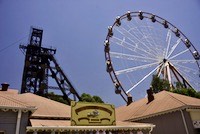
left=104, top=11, right=200, bottom=104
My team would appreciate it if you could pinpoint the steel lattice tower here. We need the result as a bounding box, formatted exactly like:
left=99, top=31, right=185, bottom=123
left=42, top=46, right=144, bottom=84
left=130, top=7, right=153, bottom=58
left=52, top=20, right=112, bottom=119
left=20, top=27, right=81, bottom=104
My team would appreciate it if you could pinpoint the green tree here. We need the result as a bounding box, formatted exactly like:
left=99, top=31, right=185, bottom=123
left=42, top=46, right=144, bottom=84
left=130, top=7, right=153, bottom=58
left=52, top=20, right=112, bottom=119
left=39, top=92, right=104, bottom=105
left=80, top=93, right=104, bottom=103
left=172, top=88, right=197, bottom=98
left=175, top=81, right=184, bottom=89
left=151, top=75, right=170, bottom=93
left=45, top=92, right=70, bottom=105
left=195, top=91, right=200, bottom=98
left=81, top=93, right=95, bottom=102
left=93, top=95, right=104, bottom=103
left=150, top=75, right=200, bottom=99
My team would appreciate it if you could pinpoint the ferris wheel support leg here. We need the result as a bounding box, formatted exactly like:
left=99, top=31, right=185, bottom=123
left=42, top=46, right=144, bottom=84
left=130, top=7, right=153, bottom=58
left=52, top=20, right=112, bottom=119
left=169, top=62, right=193, bottom=89
left=166, top=63, right=172, bottom=89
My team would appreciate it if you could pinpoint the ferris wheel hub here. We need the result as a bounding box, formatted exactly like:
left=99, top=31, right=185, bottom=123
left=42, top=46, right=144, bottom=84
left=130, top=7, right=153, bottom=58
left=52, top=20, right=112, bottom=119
left=163, top=58, right=167, bottom=63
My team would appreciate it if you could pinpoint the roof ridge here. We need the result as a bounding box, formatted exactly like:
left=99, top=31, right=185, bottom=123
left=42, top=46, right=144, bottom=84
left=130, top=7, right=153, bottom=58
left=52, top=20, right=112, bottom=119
left=117, top=91, right=200, bottom=122
left=20, top=93, right=69, bottom=105
left=127, top=91, right=185, bottom=120
left=0, top=94, right=33, bottom=108
left=165, top=91, right=186, bottom=105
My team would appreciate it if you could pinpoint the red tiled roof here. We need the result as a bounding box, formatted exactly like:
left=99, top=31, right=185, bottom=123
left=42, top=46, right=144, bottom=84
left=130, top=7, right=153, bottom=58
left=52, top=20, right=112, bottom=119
left=0, top=88, right=19, bottom=94
left=0, top=90, right=36, bottom=111
left=116, top=91, right=200, bottom=121
left=18, top=93, right=71, bottom=119
left=0, top=89, right=70, bottom=118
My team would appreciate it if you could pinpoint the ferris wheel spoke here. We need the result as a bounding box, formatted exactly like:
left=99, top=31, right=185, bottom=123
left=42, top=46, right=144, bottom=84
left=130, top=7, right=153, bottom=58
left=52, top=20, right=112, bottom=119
left=113, top=27, right=149, bottom=55
left=125, top=19, right=147, bottom=39
left=183, top=74, right=200, bottom=89
left=174, top=67, right=199, bottom=88
left=114, top=26, right=157, bottom=58
left=170, top=59, right=196, bottom=64
left=110, top=36, right=138, bottom=53
left=131, top=17, right=153, bottom=40
left=181, top=71, right=198, bottom=82
left=131, top=18, right=166, bottom=56
left=142, top=21, right=164, bottom=56
left=126, top=64, right=162, bottom=93
left=115, top=61, right=159, bottom=75
left=168, top=49, right=189, bottom=60
left=121, top=20, right=164, bottom=57
left=166, top=38, right=182, bottom=59
left=172, top=62, right=199, bottom=75
left=148, top=31, right=166, bottom=56
left=165, top=30, right=172, bottom=58
left=129, top=28, right=159, bottom=56
left=110, top=36, right=154, bottom=58
left=169, top=62, right=198, bottom=88
left=126, top=26, right=158, bottom=57
left=126, top=21, right=156, bottom=52
left=110, top=51, right=157, bottom=62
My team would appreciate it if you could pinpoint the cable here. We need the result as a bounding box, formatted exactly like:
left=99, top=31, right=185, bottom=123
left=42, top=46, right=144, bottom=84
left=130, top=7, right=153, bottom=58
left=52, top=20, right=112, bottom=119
left=0, top=35, right=28, bottom=53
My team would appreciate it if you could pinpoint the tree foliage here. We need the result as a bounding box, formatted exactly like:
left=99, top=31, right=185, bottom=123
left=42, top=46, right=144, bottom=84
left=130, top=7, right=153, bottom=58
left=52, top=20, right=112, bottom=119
left=151, top=75, right=170, bottom=93
left=46, top=92, right=70, bottom=105
left=150, top=75, right=200, bottom=99
left=172, top=82, right=200, bottom=99
left=80, top=93, right=104, bottom=103
left=43, top=92, right=104, bottom=105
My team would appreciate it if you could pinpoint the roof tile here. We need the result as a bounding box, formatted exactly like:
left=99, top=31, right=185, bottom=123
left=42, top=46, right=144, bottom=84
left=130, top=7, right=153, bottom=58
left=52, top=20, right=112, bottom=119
left=18, top=93, right=71, bottom=118
left=116, top=91, right=200, bottom=121
left=0, top=91, right=36, bottom=110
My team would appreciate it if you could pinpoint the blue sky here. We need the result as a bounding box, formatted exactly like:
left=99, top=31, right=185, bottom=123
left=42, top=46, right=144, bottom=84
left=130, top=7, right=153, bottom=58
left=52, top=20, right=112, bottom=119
left=0, top=0, right=200, bottom=107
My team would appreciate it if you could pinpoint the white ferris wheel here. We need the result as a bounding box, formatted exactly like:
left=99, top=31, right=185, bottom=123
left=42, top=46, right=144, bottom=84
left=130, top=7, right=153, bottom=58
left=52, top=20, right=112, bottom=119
left=104, top=11, right=200, bottom=103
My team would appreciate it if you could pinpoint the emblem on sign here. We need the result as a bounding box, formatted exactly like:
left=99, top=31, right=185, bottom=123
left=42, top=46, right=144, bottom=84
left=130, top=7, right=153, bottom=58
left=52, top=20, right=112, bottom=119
left=88, top=109, right=99, bottom=117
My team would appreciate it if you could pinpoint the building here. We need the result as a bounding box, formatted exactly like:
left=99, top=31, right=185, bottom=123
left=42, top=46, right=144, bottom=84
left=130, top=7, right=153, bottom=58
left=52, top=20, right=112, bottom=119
left=0, top=84, right=155, bottom=134
left=116, top=90, right=200, bottom=134
left=0, top=83, right=36, bottom=134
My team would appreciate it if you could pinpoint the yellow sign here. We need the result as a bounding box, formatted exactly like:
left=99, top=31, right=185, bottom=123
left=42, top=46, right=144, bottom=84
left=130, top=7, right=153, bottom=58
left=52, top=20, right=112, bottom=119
left=71, top=101, right=116, bottom=126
